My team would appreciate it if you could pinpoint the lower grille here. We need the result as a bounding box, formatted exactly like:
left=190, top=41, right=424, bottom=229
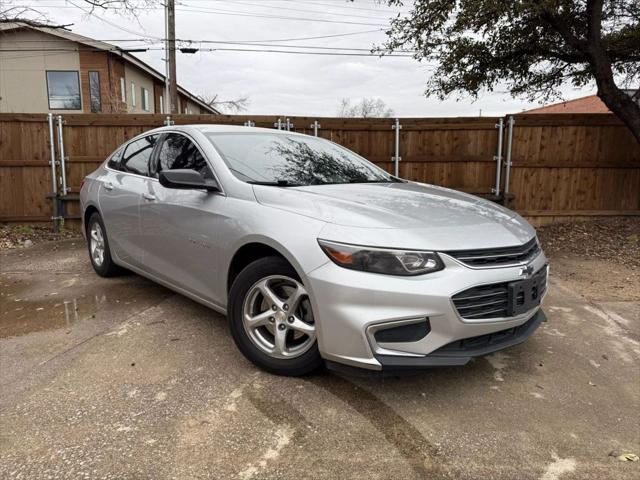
left=452, top=266, right=547, bottom=319
left=435, top=314, right=541, bottom=353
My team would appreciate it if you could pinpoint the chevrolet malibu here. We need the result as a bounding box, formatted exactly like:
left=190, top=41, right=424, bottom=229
left=80, top=125, right=548, bottom=376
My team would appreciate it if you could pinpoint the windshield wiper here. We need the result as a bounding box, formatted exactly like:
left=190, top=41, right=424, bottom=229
left=247, top=180, right=303, bottom=187
left=348, top=178, right=405, bottom=184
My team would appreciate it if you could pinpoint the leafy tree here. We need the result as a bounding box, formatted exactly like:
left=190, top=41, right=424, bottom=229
left=381, top=0, right=640, bottom=142
left=338, top=97, right=395, bottom=118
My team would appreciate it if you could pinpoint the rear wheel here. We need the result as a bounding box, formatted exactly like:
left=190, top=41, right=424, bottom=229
left=87, top=212, right=123, bottom=277
left=228, top=257, right=322, bottom=376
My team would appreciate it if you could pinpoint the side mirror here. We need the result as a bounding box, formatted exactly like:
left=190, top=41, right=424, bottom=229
left=159, top=169, right=220, bottom=192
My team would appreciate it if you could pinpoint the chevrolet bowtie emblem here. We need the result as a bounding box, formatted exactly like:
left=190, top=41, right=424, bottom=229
left=519, top=264, right=534, bottom=277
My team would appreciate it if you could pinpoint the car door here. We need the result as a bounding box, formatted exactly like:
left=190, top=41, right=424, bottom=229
left=98, top=134, right=159, bottom=268
left=139, top=132, right=227, bottom=304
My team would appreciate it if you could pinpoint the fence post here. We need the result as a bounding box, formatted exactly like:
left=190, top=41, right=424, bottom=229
left=48, top=113, right=62, bottom=233
left=492, top=118, right=504, bottom=196
left=274, top=118, right=283, bottom=130
left=285, top=118, right=294, bottom=131
left=48, top=113, right=58, bottom=196
left=244, top=120, right=255, bottom=127
left=310, top=120, right=321, bottom=136
left=504, top=115, right=515, bottom=195
left=56, top=115, right=68, bottom=196
left=392, top=118, right=402, bottom=177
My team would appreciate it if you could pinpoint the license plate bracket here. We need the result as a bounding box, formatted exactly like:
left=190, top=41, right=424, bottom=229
left=507, top=268, right=545, bottom=316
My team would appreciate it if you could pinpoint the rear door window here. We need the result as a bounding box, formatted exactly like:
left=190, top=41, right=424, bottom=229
left=155, top=133, right=213, bottom=179
left=121, top=134, right=159, bottom=176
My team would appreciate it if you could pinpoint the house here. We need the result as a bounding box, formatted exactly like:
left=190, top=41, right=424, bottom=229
left=522, top=91, right=638, bottom=114
left=0, top=22, right=218, bottom=115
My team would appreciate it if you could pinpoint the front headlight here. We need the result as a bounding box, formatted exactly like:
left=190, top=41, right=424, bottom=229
left=318, top=239, right=444, bottom=276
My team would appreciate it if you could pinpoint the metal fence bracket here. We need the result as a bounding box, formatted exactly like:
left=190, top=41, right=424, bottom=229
left=492, top=118, right=504, bottom=196
left=503, top=116, right=515, bottom=195
left=310, top=120, right=321, bottom=136
left=392, top=118, right=402, bottom=177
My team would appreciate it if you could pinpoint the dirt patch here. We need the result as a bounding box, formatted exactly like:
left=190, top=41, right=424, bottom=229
left=0, top=225, right=81, bottom=251
left=537, top=217, right=640, bottom=268
left=537, top=218, right=640, bottom=301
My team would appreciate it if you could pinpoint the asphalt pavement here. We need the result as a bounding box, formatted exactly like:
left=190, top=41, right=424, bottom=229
left=1, top=240, right=638, bottom=480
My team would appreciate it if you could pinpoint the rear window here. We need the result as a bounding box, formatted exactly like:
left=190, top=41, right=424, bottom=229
left=106, top=147, right=123, bottom=170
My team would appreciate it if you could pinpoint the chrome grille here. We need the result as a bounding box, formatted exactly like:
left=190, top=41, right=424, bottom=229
left=445, top=237, right=540, bottom=267
left=452, top=266, right=547, bottom=320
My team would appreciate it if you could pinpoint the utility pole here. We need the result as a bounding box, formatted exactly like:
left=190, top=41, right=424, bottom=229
left=167, top=0, right=178, bottom=114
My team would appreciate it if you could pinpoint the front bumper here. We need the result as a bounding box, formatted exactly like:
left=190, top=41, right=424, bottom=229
left=305, top=251, right=548, bottom=371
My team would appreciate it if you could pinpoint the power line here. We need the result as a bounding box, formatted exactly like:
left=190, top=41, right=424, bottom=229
left=174, top=6, right=389, bottom=26
left=1, top=29, right=387, bottom=45
left=20, top=0, right=408, bottom=20
left=0, top=46, right=412, bottom=57
left=181, top=0, right=398, bottom=21
left=220, top=0, right=412, bottom=14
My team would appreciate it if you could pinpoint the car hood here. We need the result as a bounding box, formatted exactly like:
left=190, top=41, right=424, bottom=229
left=253, top=182, right=535, bottom=250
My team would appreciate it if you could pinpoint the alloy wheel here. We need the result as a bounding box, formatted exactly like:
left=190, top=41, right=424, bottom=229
left=242, top=275, right=316, bottom=359
left=90, top=222, right=105, bottom=267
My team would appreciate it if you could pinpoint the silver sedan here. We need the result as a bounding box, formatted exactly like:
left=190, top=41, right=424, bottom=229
left=80, top=125, right=548, bottom=376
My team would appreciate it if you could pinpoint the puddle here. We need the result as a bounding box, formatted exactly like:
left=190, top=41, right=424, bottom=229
left=0, top=273, right=152, bottom=338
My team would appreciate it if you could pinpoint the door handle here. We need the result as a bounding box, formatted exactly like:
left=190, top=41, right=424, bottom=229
left=104, top=182, right=114, bottom=191
left=143, top=193, right=156, bottom=201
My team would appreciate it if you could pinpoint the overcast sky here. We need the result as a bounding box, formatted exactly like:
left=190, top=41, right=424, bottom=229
left=23, top=0, right=595, bottom=116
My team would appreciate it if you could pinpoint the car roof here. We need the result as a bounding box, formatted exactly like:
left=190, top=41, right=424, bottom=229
left=174, top=124, right=307, bottom=135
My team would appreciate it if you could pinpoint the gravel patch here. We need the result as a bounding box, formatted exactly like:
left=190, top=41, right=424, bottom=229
left=0, top=225, right=81, bottom=251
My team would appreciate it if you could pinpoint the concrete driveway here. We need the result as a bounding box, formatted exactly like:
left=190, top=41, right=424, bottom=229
left=1, top=240, right=638, bottom=480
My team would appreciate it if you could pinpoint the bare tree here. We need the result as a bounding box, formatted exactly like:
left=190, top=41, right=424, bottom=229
left=0, top=4, right=72, bottom=28
left=338, top=98, right=394, bottom=118
left=1, top=0, right=159, bottom=27
left=198, top=94, right=250, bottom=114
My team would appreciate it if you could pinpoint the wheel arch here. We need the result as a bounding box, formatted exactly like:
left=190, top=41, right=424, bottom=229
left=226, top=239, right=305, bottom=295
left=83, top=203, right=101, bottom=236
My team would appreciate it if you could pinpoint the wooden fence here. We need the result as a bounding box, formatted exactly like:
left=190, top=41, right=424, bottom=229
left=0, top=113, right=638, bottom=227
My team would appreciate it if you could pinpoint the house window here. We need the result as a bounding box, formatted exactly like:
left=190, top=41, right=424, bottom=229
left=141, top=87, right=149, bottom=111
left=131, top=82, right=136, bottom=107
left=159, top=95, right=164, bottom=114
left=46, top=71, right=81, bottom=110
left=120, top=77, right=126, bottom=103
left=89, top=71, right=101, bottom=113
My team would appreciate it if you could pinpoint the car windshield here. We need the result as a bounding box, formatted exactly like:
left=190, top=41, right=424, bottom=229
left=206, top=132, right=397, bottom=186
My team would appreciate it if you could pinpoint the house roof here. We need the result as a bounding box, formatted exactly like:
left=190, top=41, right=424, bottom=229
left=522, top=95, right=611, bottom=114
left=0, top=22, right=219, bottom=114
left=522, top=90, right=639, bottom=114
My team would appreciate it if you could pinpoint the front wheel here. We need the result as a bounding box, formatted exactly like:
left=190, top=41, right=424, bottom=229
left=228, top=257, right=322, bottom=376
left=86, top=212, right=123, bottom=277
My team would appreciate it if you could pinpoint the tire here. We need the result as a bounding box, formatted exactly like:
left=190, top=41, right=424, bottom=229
left=86, top=212, right=124, bottom=277
left=228, top=256, right=323, bottom=376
